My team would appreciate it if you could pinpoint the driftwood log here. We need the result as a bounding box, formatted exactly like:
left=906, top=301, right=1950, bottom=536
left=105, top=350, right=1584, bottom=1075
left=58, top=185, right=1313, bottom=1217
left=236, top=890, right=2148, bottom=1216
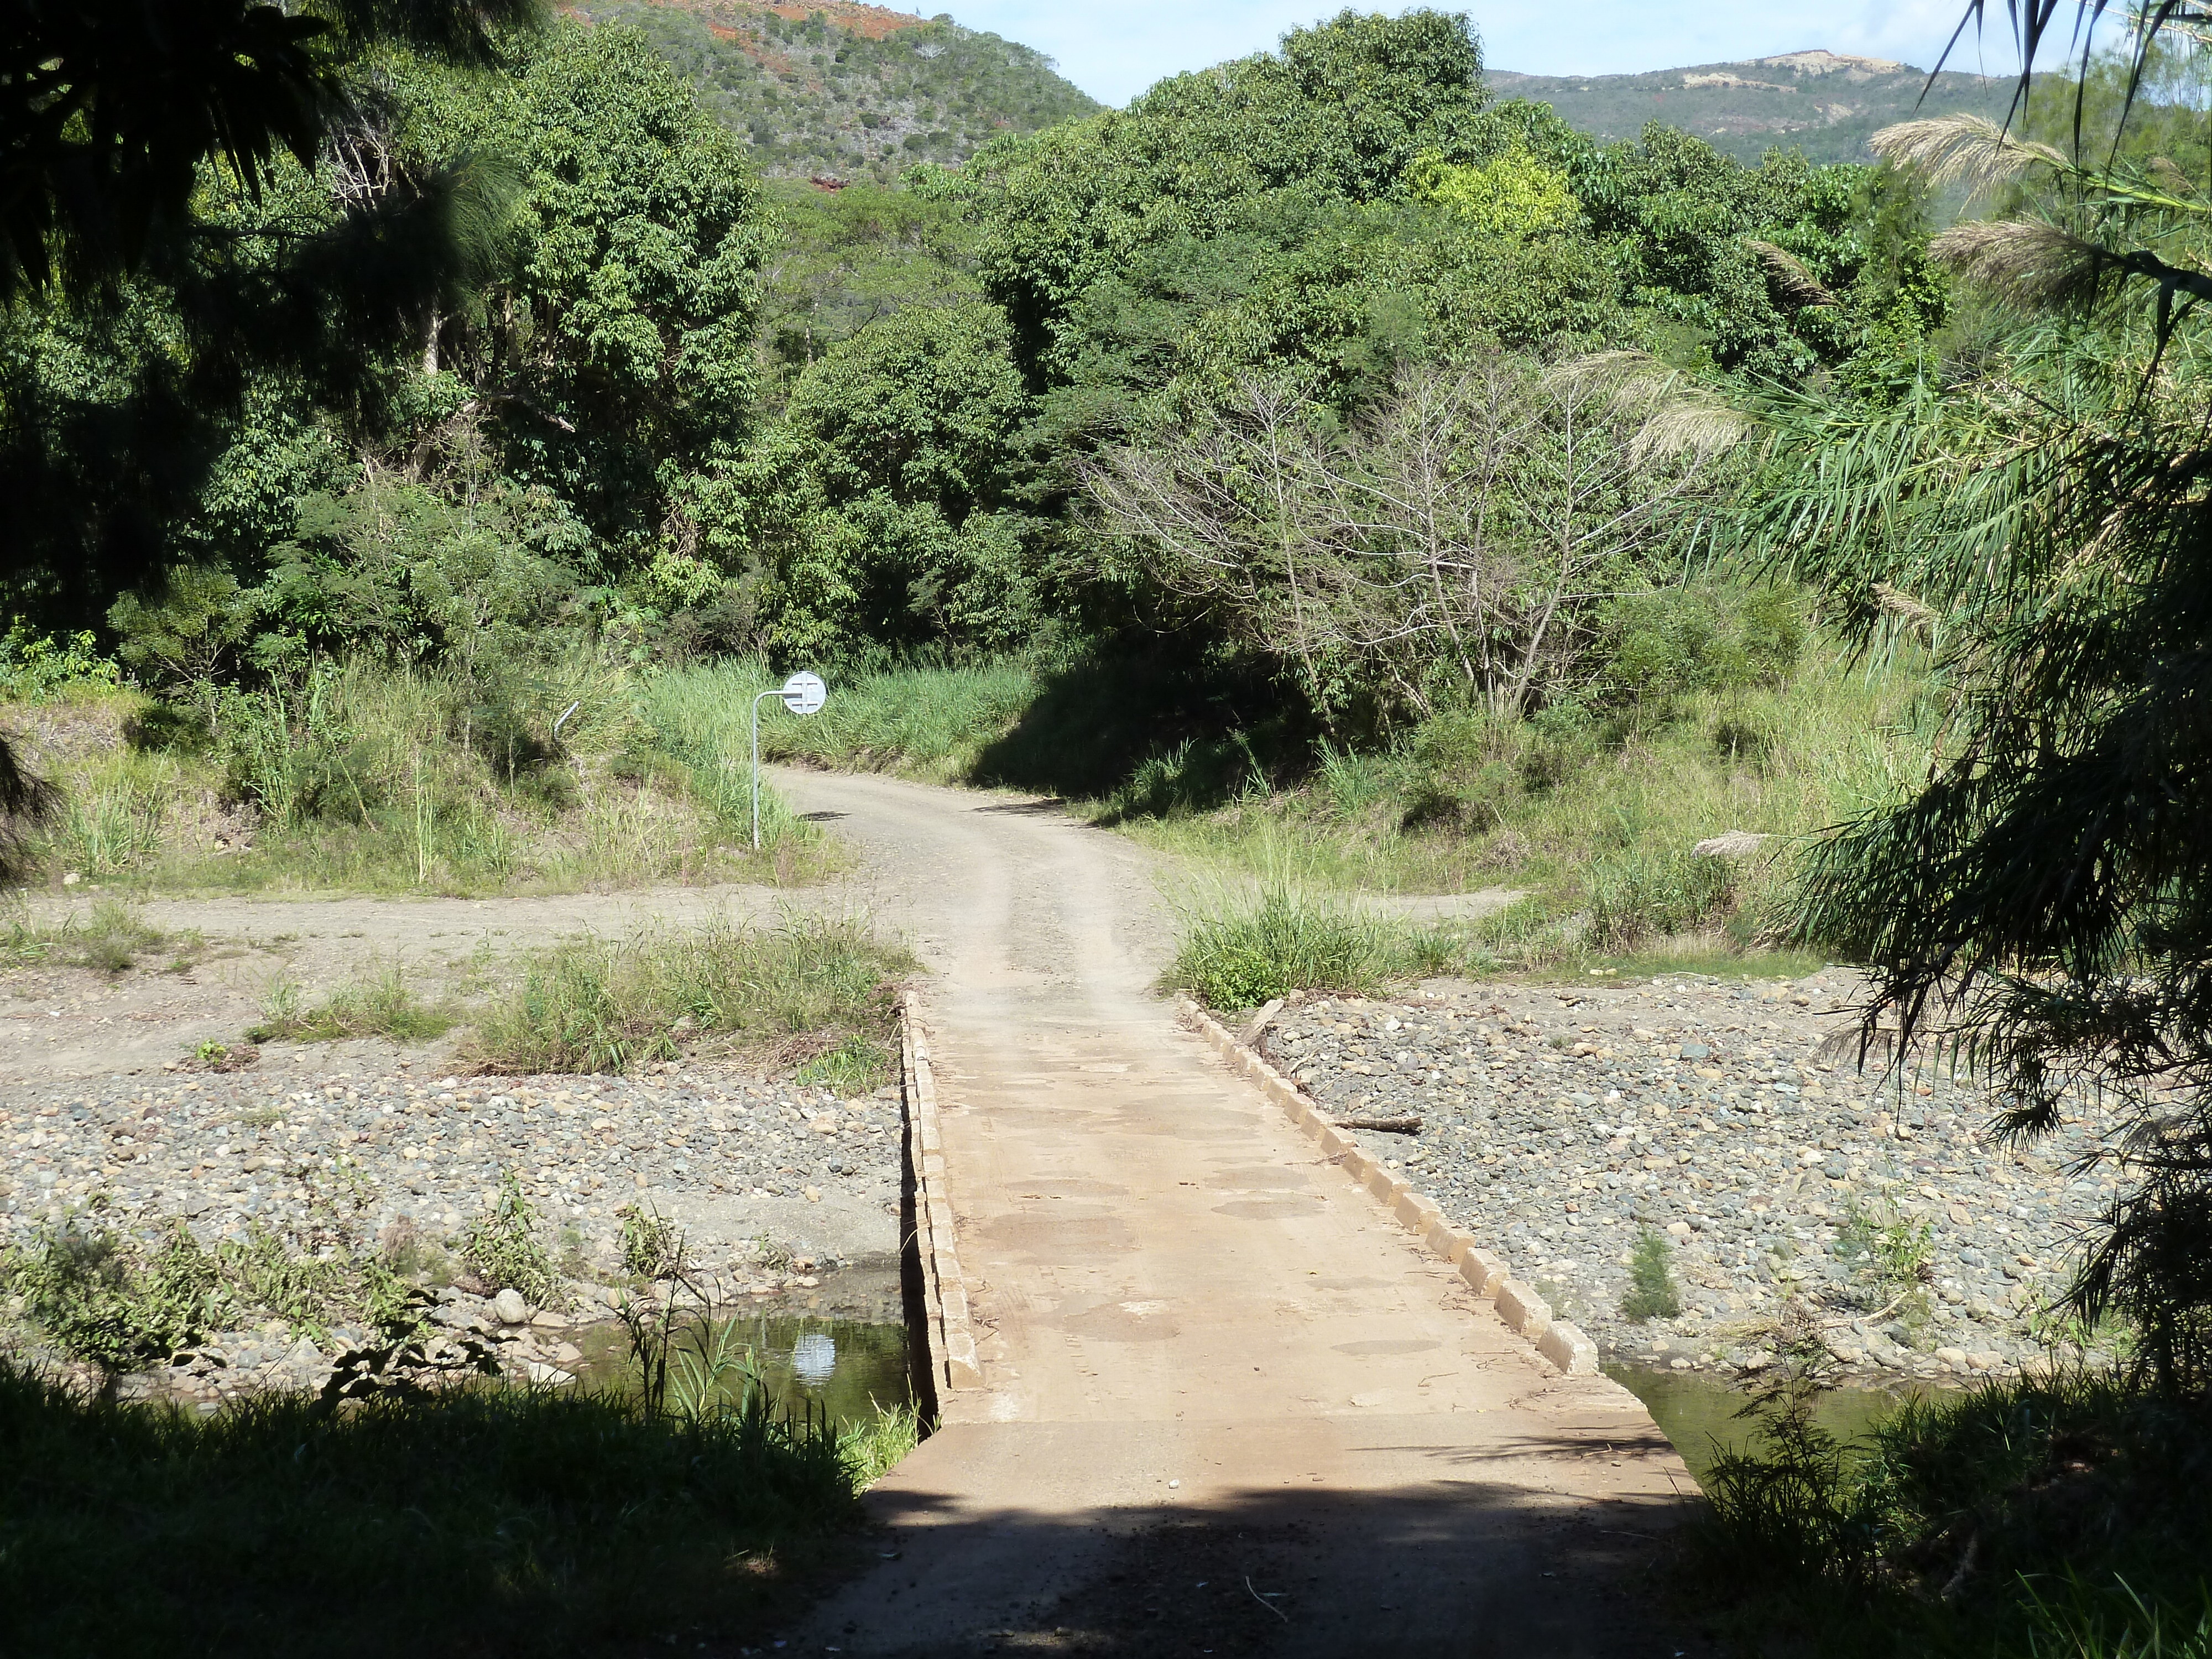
left=1331, top=1115, right=1423, bottom=1134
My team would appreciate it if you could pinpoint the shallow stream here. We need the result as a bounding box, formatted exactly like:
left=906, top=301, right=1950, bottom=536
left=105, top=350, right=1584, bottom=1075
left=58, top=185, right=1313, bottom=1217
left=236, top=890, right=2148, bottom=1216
left=572, top=1267, right=913, bottom=1431
left=1607, top=1361, right=1921, bottom=1485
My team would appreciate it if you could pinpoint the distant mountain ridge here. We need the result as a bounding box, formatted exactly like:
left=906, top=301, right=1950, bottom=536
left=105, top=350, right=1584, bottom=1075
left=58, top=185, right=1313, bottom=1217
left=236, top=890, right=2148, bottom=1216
left=562, top=0, right=1099, bottom=181
left=1490, top=48, right=2026, bottom=165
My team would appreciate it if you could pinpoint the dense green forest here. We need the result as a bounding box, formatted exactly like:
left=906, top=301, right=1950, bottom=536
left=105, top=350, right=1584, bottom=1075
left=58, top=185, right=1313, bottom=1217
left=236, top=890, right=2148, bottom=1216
left=9, top=4, right=2212, bottom=1650
left=2, top=8, right=1945, bottom=683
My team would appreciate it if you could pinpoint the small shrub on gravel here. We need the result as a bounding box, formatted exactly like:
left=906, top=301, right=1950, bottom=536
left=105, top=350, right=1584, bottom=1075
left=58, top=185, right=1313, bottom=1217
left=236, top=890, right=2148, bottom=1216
left=456, top=1171, right=557, bottom=1305
left=1621, top=1228, right=1682, bottom=1322
left=466, top=912, right=909, bottom=1075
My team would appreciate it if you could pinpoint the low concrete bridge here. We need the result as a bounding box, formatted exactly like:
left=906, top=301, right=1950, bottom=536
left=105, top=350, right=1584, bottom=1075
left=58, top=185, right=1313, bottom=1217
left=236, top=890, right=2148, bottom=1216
left=781, top=769, right=1700, bottom=1657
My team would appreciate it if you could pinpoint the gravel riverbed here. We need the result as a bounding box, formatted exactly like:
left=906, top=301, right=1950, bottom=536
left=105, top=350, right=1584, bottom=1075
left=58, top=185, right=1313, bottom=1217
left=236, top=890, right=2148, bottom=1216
left=0, top=1052, right=909, bottom=1401
left=1258, top=969, right=2124, bottom=1384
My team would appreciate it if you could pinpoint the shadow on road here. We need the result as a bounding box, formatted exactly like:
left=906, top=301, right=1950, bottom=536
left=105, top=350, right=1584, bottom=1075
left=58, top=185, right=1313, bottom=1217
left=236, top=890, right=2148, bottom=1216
left=796, top=1455, right=1708, bottom=1657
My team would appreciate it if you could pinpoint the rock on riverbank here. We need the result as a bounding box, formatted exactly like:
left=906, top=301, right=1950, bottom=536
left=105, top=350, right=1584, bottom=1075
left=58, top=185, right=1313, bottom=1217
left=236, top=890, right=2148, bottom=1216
left=1258, top=970, right=2121, bottom=1383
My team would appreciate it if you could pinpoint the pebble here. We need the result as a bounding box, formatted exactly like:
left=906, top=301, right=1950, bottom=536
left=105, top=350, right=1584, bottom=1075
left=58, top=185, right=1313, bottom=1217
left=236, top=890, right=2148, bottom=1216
left=1260, top=970, right=2124, bottom=1381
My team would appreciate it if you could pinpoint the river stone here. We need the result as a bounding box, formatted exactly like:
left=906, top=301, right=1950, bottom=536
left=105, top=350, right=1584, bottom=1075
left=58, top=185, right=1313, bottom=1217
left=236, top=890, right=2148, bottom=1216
left=492, top=1287, right=531, bottom=1325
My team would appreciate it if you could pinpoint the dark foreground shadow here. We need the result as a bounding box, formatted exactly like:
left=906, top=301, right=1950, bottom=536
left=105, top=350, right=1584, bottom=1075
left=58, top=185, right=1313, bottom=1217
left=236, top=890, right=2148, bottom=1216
left=789, top=1436, right=1710, bottom=1659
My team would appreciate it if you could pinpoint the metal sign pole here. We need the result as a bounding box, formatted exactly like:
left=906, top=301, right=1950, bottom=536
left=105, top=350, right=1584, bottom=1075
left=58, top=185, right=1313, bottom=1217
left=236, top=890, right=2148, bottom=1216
left=750, top=688, right=773, bottom=851
left=751, top=671, right=828, bottom=852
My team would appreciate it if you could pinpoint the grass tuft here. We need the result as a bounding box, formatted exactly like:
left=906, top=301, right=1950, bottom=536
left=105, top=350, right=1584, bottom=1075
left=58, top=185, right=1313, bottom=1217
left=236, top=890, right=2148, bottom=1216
left=4, top=897, right=184, bottom=974
left=248, top=958, right=457, bottom=1044
left=467, top=911, right=910, bottom=1076
left=1167, top=882, right=1397, bottom=1010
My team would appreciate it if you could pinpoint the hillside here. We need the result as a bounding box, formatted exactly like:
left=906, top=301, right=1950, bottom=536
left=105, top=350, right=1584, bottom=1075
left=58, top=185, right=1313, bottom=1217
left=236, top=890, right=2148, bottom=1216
left=562, top=0, right=1100, bottom=181
left=1490, top=48, right=2025, bottom=164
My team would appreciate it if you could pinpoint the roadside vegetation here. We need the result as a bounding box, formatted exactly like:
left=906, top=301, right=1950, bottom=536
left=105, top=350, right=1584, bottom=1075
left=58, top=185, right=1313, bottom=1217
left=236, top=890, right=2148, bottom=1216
left=0, top=1359, right=871, bottom=1658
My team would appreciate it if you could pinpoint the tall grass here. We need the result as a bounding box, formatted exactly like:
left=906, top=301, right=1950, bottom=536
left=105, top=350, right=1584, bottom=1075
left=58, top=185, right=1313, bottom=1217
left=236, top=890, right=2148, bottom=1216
left=7, top=658, right=833, bottom=896
left=0, top=1359, right=860, bottom=1657
left=643, top=656, right=1040, bottom=784
left=467, top=911, right=911, bottom=1076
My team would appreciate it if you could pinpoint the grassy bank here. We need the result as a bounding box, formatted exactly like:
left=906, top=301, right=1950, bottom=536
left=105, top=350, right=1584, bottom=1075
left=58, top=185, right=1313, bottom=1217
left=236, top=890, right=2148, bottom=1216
left=1128, top=646, right=1929, bottom=935
left=1693, top=1360, right=2212, bottom=1657
left=0, top=1360, right=870, bottom=1657
left=1, top=661, right=831, bottom=897
left=644, top=657, right=1041, bottom=785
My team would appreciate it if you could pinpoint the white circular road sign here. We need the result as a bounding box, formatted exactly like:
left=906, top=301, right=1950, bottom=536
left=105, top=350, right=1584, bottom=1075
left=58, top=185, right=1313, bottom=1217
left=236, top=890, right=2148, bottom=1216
left=779, top=670, right=827, bottom=716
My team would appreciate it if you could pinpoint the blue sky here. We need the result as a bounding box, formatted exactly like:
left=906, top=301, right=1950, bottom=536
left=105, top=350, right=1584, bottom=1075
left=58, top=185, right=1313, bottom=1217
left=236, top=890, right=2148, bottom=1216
left=950, top=3, right=2042, bottom=107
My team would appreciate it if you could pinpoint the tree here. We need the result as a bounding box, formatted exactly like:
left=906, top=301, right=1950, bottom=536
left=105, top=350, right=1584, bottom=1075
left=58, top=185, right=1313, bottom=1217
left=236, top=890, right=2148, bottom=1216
left=961, top=9, right=1495, bottom=393
left=2, top=0, right=536, bottom=302
left=1089, top=353, right=1743, bottom=727
left=1766, top=8, right=2212, bottom=1389
left=0, top=0, right=540, bottom=856
left=706, top=300, right=1041, bottom=657
left=388, top=22, right=770, bottom=555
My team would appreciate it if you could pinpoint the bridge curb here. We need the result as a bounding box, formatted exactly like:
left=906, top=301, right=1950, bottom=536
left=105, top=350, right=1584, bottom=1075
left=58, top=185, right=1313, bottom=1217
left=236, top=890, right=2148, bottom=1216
left=1181, top=996, right=1600, bottom=1378
left=901, top=993, right=982, bottom=1392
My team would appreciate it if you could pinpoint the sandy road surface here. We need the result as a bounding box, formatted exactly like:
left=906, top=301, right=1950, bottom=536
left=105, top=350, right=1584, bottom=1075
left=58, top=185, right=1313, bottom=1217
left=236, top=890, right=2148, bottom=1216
left=775, top=769, right=1700, bottom=1659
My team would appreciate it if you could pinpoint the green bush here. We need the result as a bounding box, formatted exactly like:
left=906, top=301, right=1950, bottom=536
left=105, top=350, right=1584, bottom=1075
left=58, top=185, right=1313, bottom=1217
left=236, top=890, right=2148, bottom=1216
left=1168, top=886, right=1394, bottom=1009
left=456, top=1172, right=557, bottom=1305
left=0, top=623, right=121, bottom=702
left=2, top=1222, right=227, bottom=1377
left=1597, top=581, right=1807, bottom=703
left=2, top=1216, right=419, bottom=1378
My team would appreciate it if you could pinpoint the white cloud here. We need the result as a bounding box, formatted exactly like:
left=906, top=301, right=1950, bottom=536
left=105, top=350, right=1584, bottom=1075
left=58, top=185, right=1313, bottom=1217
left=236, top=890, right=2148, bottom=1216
left=945, top=1, right=2044, bottom=106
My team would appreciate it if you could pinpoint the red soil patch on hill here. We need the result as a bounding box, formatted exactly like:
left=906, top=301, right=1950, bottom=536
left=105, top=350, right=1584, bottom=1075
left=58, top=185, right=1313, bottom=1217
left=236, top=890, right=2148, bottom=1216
left=560, top=0, right=927, bottom=42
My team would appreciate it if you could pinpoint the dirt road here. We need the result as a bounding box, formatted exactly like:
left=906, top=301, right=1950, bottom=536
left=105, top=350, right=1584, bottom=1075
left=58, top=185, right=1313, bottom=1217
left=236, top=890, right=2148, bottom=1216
left=775, top=769, right=1700, bottom=1658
